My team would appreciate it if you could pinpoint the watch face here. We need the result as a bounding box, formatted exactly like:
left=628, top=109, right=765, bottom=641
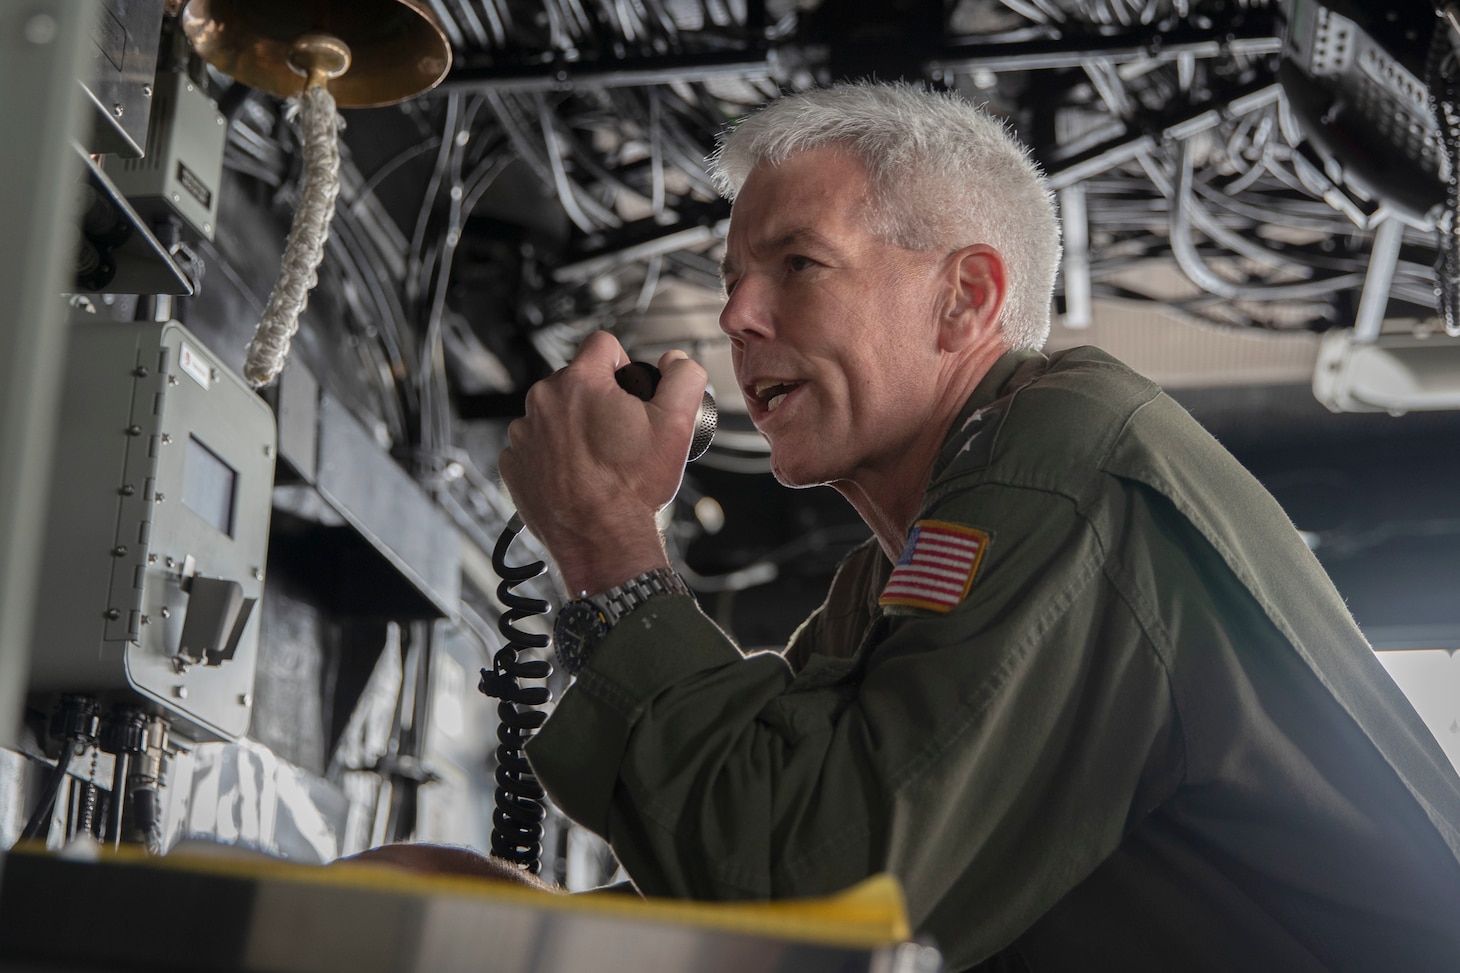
left=552, top=599, right=609, bottom=676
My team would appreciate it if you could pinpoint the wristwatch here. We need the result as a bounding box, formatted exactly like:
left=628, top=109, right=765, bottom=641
left=552, top=567, right=691, bottom=676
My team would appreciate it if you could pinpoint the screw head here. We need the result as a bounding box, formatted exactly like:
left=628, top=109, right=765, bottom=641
left=173, top=686, right=188, bottom=699
left=126, top=425, right=142, bottom=436
left=133, top=366, right=148, bottom=377
left=105, top=609, right=121, bottom=620
left=238, top=694, right=252, bottom=707
left=112, top=104, right=124, bottom=118
left=160, top=606, right=171, bottom=619
left=160, top=433, right=172, bottom=445
left=119, top=484, right=135, bottom=496
left=142, top=84, right=153, bottom=97
left=112, top=545, right=127, bottom=557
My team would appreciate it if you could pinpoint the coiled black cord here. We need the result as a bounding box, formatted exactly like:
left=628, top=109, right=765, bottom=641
left=478, top=513, right=553, bottom=874
left=474, top=363, right=715, bottom=875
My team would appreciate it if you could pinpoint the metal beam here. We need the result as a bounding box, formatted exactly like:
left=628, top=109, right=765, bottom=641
left=929, top=23, right=1281, bottom=75
left=0, top=2, right=95, bottom=749
left=442, top=50, right=770, bottom=93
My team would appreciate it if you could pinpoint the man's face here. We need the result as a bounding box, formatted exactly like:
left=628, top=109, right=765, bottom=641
left=719, top=147, right=948, bottom=491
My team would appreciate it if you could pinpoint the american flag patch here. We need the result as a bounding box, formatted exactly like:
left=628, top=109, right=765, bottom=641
left=879, top=520, right=989, bottom=613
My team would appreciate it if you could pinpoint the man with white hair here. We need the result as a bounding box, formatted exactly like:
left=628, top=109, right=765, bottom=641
left=499, top=83, right=1460, bottom=970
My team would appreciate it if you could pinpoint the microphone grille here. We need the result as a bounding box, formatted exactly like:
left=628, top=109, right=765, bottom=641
left=689, top=391, right=718, bottom=462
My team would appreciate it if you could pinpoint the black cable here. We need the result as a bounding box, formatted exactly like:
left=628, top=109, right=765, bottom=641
left=21, top=695, right=102, bottom=842
left=357, top=137, right=443, bottom=201
left=132, top=788, right=159, bottom=843
left=478, top=513, right=553, bottom=874
left=19, top=746, right=75, bottom=842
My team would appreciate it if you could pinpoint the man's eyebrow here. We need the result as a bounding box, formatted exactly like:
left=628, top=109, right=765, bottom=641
left=719, top=228, right=833, bottom=281
left=767, top=227, right=830, bottom=254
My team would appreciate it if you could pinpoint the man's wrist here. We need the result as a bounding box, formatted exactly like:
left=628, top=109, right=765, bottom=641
left=553, top=566, right=692, bottom=676
left=554, top=532, right=670, bottom=598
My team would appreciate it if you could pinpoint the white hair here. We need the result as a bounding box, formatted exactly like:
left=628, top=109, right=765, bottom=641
left=708, top=82, right=1062, bottom=350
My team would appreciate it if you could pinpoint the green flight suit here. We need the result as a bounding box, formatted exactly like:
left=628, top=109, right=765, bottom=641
left=527, top=347, right=1460, bottom=971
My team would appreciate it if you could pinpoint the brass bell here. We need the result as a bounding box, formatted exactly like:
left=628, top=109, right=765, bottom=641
left=179, top=0, right=451, bottom=107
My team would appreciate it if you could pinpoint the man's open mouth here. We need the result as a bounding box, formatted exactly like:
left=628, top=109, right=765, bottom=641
left=753, top=380, right=802, bottom=413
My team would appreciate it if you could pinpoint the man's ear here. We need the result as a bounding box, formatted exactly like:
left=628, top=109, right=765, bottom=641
left=939, top=244, right=1007, bottom=353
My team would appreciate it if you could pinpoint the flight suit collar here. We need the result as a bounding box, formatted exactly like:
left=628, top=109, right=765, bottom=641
left=928, top=348, right=1046, bottom=485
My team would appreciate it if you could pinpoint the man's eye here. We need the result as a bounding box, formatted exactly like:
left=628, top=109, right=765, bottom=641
left=787, top=255, right=814, bottom=272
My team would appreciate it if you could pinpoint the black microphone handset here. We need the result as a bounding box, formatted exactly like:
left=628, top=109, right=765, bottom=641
left=612, top=360, right=719, bottom=461
left=479, top=362, right=715, bottom=876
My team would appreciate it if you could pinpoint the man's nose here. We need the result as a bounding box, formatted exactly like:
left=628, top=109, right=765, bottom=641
left=718, top=277, right=772, bottom=344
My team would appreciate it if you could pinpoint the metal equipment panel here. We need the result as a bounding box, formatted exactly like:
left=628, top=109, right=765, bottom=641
left=103, top=69, right=228, bottom=240
left=78, top=0, right=164, bottom=158
left=29, top=320, right=276, bottom=742
left=315, top=395, right=461, bottom=618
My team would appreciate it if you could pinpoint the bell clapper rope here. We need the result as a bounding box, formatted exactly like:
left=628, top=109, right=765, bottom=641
left=242, top=32, right=351, bottom=389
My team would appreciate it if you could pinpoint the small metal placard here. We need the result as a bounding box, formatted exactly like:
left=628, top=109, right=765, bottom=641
left=179, top=341, right=211, bottom=389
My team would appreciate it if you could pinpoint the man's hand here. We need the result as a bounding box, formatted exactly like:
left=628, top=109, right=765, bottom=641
left=497, top=331, right=709, bottom=595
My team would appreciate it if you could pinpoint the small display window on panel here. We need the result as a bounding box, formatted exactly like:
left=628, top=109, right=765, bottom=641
left=182, top=434, right=237, bottom=537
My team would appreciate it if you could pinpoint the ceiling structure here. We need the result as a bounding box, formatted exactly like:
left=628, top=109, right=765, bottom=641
left=197, top=0, right=1460, bottom=646
left=374, top=0, right=1459, bottom=403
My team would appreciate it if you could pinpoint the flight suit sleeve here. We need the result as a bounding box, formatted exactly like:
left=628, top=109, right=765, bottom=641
left=526, top=480, right=1182, bottom=967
